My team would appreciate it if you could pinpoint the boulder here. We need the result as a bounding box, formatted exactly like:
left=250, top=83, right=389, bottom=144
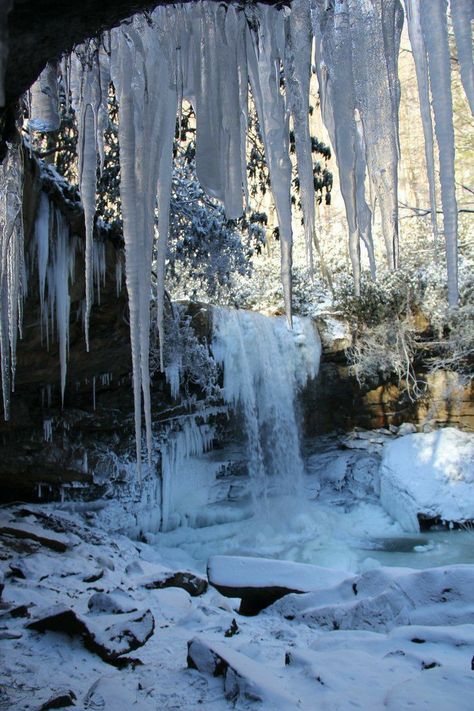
left=207, top=555, right=348, bottom=615
left=87, top=589, right=137, bottom=614
left=379, top=428, right=474, bottom=531
left=39, top=690, right=76, bottom=710
left=27, top=603, right=155, bottom=663
left=143, top=571, right=208, bottom=597
left=187, top=637, right=297, bottom=707
left=273, top=564, right=474, bottom=632
left=0, top=520, right=71, bottom=552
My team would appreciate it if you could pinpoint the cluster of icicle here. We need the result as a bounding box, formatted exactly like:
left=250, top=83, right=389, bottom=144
left=32, top=193, right=79, bottom=408
left=1, top=0, right=471, bottom=470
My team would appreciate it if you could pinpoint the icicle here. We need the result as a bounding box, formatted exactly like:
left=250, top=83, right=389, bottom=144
left=354, top=110, right=376, bottom=279
left=97, top=38, right=111, bottom=173
left=312, top=0, right=375, bottom=290
left=285, top=0, right=315, bottom=271
left=450, top=0, right=474, bottom=115
left=43, top=418, right=53, bottom=442
left=115, top=251, right=123, bottom=297
left=192, top=4, right=224, bottom=204
left=29, top=63, right=60, bottom=132
left=190, top=3, right=245, bottom=219
left=51, top=209, right=71, bottom=405
left=110, top=28, right=143, bottom=473
left=155, top=91, right=178, bottom=372
left=347, top=0, right=401, bottom=270
left=0, top=141, right=24, bottom=419
left=110, top=9, right=181, bottom=469
left=420, top=0, right=459, bottom=307
left=245, top=4, right=294, bottom=324
left=92, top=239, right=106, bottom=306
left=403, top=0, right=439, bottom=246
left=34, top=193, right=50, bottom=340
left=0, top=1, right=12, bottom=107
left=80, top=102, right=97, bottom=350
left=70, top=42, right=111, bottom=348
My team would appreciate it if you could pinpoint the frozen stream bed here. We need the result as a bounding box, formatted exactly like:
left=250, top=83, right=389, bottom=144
left=151, top=494, right=474, bottom=576
left=1, top=427, right=473, bottom=709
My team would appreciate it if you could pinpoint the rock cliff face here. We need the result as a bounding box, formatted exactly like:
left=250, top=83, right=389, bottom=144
left=1, top=152, right=155, bottom=502
left=304, top=315, right=473, bottom=436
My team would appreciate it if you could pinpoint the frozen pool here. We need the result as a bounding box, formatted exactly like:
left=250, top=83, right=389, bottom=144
left=151, top=492, right=474, bottom=575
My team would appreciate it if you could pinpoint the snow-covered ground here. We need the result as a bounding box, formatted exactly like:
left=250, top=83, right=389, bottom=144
left=1, top=427, right=473, bottom=709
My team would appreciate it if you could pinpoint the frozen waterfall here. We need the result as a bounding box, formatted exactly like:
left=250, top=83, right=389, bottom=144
left=1, top=0, right=470, bottom=468
left=212, top=309, right=321, bottom=505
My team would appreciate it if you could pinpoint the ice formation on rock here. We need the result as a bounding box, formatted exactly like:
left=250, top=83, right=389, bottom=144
left=32, top=195, right=78, bottom=405
left=0, top=141, right=23, bottom=419
left=161, top=416, right=215, bottom=531
left=212, top=309, right=321, bottom=504
left=1, top=0, right=468, bottom=463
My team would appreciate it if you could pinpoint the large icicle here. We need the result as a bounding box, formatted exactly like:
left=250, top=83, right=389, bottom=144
left=32, top=196, right=77, bottom=405
left=347, top=0, right=402, bottom=270
left=70, top=45, right=107, bottom=350
left=0, top=142, right=24, bottom=419
left=420, top=0, right=459, bottom=307
left=29, top=63, right=60, bottom=132
left=110, top=28, right=143, bottom=472
left=450, top=0, right=474, bottom=116
left=34, top=192, right=50, bottom=340
left=403, top=0, right=439, bottom=246
left=80, top=102, right=97, bottom=350
left=50, top=209, right=71, bottom=405
left=246, top=4, right=294, bottom=324
left=312, top=0, right=375, bottom=290
left=190, top=3, right=246, bottom=219
left=111, top=9, right=180, bottom=469
left=285, top=0, right=316, bottom=271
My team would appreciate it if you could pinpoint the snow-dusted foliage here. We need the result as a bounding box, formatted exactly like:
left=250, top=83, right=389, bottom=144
left=15, top=0, right=470, bottom=464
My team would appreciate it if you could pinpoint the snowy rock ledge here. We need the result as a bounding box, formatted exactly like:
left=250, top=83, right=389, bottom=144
left=379, top=428, right=474, bottom=532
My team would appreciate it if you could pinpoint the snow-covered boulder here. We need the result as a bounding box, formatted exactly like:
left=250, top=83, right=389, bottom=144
left=187, top=637, right=303, bottom=707
left=207, top=555, right=348, bottom=615
left=379, top=428, right=474, bottom=532
left=27, top=603, right=155, bottom=663
left=274, top=564, right=474, bottom=632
